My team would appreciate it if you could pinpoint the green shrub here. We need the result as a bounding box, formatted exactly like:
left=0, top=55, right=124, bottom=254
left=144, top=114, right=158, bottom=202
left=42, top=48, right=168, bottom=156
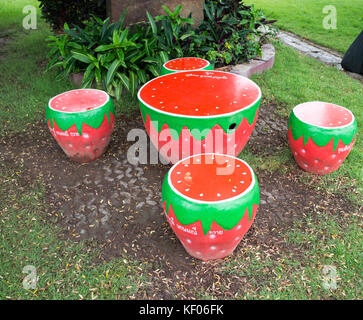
left=197, top=0, right=277, bottom=66
left=145, top=1, right=276, bottom=66
left=46, top=12, right=168, bottom=100
left=45, top=3, right=276, bottom=100
left=146, top=5, right=196, bottom=58
left=39, top=0, right=106, bottom=30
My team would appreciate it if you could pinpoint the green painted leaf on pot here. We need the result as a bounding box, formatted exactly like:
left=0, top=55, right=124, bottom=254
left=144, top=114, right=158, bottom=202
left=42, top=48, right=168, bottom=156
left=46, top=95, right=115, bottom=136
left=289, top=110, right=357, bottom=152
left=162, top=172, right=260, bottom=235
left=139, top=98, right=260, bottom=141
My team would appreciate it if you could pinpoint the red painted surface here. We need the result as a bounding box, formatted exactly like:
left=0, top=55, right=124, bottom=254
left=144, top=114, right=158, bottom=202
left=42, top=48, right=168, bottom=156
left=143, top=109, right=259, bottom=164
left=169, top=154, right=253, bottom=201
left=288, top=128, right=355, bottom=175
left=163, top=202, right=258, bottom=261
left=48, top=113, right=115, bottom=163
left=139, top=71, right=260, bottom=117
left=164, top=57, right=209, bottom=71
left=293, top=102, right=353, bottom=128
left=49, top=89, right=108, bottom=112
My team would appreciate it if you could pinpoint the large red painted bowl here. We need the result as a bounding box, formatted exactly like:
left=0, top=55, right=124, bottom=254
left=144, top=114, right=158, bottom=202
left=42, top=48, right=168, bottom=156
left=288, top=101, right=357, bottom=175
left=137, top=70, right=262, bottom=164
left=162, top=153, right=260, bottom=261
left=46, top=89, right=115, bottom=163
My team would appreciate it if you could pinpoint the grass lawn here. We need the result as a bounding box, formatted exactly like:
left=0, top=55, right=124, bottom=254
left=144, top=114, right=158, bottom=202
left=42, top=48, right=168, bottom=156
left=247, top=0, right=363, bottom=53
left=0, top=0, right=362, bottom=299
left=248, top=41, right=362, bottom=205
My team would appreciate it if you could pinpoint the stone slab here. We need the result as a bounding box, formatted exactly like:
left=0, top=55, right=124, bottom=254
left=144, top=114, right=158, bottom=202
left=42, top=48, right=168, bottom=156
left=278, top=31, right=342, bottom=68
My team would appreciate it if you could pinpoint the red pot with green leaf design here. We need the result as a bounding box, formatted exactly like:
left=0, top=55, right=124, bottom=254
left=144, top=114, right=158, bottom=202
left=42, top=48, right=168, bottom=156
left=138, top=70, right=261, bottom=164
left=160, top=57, right=213, bottom=75
left=46, top=89, right=115, bottom=163
left=162, top=153, right=260, bottom=261
left=288, top=101, right=357, bottom=175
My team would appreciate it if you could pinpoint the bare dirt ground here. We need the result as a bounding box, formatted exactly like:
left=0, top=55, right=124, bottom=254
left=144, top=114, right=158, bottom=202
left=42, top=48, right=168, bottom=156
left=0, top=102, right=352, bottom=299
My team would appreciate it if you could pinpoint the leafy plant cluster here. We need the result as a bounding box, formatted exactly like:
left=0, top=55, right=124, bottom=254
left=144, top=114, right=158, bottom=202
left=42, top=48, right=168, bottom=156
left=46, top=12, right=169, bottom=100
left=198, top=0, right=277, bottom=65
left=146, top=6, right=196, bottom=59
left=144, top=1, right=277, bottom=66
left=39, top=0, right=106, bottom=31
left=46, top=1, right=276, bottom=100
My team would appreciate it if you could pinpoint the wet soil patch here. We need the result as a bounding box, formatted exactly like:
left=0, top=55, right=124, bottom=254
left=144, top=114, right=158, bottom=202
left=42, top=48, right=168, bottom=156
left=0, top=102, right=352, bottom=299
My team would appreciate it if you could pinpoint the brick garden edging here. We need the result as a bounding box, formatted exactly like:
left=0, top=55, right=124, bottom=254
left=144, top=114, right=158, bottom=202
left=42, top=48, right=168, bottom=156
left=215, top=44, right=275, bottom=78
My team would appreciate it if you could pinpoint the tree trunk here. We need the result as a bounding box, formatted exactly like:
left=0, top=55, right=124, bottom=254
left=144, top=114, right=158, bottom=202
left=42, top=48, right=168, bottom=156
left=106, top=0, right=204, bottom=26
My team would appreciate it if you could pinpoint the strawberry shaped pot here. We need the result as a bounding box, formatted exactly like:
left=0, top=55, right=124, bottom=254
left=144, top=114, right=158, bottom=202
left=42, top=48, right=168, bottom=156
left=138, top=70, right=261, bottom=164
left=162, top=153, right=260, bottom=261
left=288, top=101, right=357, bottom=175
left=46, top=89, right=115, bottom=163
left=161, top=57, right=213, bottom=75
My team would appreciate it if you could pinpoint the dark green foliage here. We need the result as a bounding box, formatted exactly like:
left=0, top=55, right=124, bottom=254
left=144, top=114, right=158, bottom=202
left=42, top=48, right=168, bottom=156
left=147, top=1, right=277, bottom=66
left=39, top=0, right=106, bottom=30
left=45, top=2, right=276, bottom=100
left=146, top=5, right=196, bottom=58
left=46, top=12, right=167, bottom=100
left=198, top=0, right=277, bottom=65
